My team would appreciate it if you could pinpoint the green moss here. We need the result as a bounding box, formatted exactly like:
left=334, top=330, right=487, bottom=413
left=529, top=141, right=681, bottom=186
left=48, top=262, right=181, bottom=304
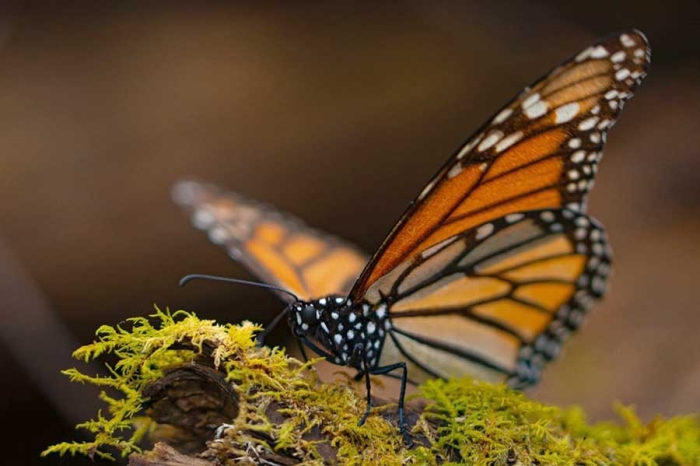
left=43, top=308, right=700, bottom=464
left=417, top=379, right=700, bottom=465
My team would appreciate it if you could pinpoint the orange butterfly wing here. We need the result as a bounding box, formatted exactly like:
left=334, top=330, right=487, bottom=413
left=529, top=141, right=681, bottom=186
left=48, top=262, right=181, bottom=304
left=172, top=180, right=368, bottom=302
left=372, top=208, right=611, bottom=386
left=349, top=30, right=650, bottom=301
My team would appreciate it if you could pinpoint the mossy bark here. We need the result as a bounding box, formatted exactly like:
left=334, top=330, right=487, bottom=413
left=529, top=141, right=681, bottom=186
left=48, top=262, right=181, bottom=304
left=133, top=360, right=429, bottom=465
left=42, top=310, right=700, bottom=465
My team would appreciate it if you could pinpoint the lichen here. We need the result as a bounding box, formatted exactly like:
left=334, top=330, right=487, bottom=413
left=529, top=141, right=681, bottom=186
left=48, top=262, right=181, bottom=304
left=43, top=308, right=700, bottom=465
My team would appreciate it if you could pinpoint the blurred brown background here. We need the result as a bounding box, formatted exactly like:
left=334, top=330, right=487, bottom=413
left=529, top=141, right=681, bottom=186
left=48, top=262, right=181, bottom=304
left=0, top=1, right=698, bottom=464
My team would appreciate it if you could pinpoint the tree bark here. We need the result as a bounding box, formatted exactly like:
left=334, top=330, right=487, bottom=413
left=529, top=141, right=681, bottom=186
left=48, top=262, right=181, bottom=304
left=131, top=362, right=430, bottom=465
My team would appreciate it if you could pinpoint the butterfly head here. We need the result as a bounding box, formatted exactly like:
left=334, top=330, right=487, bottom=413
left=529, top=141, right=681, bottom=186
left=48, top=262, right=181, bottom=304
left=290, top=301, right=321, bottom=336
left=289, top=296, right=347, bottom=338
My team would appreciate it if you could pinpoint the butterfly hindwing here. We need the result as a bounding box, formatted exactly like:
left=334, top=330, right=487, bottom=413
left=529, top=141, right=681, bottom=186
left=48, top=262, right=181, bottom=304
left=350, top=30, right=649, bottom=299
left=172, top=180, right=369, bottom=301
left=374, top=208, right=611, bottom=386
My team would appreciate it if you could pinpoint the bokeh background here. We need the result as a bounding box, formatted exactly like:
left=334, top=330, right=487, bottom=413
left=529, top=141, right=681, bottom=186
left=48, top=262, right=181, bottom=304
left=0, top=2, right=698, bottom=464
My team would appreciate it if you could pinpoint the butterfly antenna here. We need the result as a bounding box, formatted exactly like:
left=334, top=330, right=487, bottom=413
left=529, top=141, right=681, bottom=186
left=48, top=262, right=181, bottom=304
left=178, top=274, right=300, bottom=302
left=178, top=274, right=300, bottom=346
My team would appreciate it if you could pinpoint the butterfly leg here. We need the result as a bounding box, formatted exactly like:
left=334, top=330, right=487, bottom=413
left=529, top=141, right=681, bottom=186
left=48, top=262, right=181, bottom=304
left=356, top=362, right=374, bottom=427
left=255, top=304, right=293, bottom=347
left=296, top=339, right=309, bottom=362
left=368, top=362, right=412, bottom=445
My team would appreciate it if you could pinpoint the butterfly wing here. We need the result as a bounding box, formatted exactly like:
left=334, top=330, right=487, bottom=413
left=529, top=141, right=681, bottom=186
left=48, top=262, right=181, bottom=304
left=374, top=208, right=610, bottom=387
left=172, top=180, right=369, bottom=302
left=355, top=29, right=649, bottom=386
left=350, top=30, right=649, bottom=300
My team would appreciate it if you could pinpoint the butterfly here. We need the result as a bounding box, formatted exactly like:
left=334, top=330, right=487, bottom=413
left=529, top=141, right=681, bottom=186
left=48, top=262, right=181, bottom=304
left=172, top=29, right=650, bottom=440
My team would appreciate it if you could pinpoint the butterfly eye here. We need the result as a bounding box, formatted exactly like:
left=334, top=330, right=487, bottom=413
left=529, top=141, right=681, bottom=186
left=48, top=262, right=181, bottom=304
left=300, top=304, right=317, bottom=325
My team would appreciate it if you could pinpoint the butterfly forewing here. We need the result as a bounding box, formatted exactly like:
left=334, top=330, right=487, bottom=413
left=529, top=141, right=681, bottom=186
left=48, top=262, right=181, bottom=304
left=173, top=180, right=368, bottom=301
left=375, top=208, right=611, bottom=386
left=350, top=30, right=649, bottom=299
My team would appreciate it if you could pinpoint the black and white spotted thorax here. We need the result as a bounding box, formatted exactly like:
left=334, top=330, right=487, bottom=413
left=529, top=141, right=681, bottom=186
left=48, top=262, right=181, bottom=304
left=289, top=296, right=389, bottom=369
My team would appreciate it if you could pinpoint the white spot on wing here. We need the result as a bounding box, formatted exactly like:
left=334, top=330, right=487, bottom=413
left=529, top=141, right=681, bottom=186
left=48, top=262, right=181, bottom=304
left=475, top=223, right=494, bottom=240
left=492, top=107, right=513, bottom=124
left=208, top=227, right=229, bottom=244
left=522, top=93, right=541, bottom=108
left=620, top=34, right=635, bottom=48
left=571, top=150, right=586, bottom=163
left=420, top=236, right=457, bottom=258
left=417, top=181, right=436, bottom=201
left=447, top=164, right=463, bottom=179
left=575, top=47, right=593, bottom=62
left=505, top=213, right=524, bottom=223
left=524, top=100, right=548, bottom=119
left=192, top=210, right=216, bottom=229
left=615, top=68, right=631, bottom=81
left=171, top=182, right=202, bottom=208
left=568, top=138, right=581, bottom=149
left=495, top=131, right=523, bottom=153
left=478, top=130, right=504, bottom=152
left=590, top=46, right=609, bottom=58
left=540, top=211, right=555, bottom=222
left=578, top=117, right=599, bottom=131
left=610, top=50, right=626, bottom=63
left=592, top=243, right=604, bottom=256
left=554, top=102, right=580, bottom=124
left=457, top=135, right=483, bottom=160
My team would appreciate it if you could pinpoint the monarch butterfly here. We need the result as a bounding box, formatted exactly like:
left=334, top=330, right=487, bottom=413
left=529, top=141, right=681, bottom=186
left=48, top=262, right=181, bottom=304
left=173, top=29, right=650, bottom=439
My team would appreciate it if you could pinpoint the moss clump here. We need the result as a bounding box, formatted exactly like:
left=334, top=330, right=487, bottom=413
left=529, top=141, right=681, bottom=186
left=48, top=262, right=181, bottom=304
left=43, top=308, right=700, bottom=465
left=416, top=379, right=700, bottom=465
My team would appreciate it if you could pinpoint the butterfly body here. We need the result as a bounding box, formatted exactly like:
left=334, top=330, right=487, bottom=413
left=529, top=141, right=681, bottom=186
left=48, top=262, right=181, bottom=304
left=289, top=295, right=388, bottom=370
left=174, top=29, right=649, bottom=439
